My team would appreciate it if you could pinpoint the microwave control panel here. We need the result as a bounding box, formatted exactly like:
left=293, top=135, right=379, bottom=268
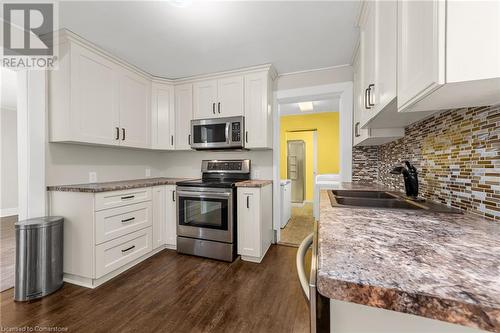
left=231, top=122, right=241, bottom=142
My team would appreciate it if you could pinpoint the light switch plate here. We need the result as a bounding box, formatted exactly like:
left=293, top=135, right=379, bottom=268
left=145, top=168, right=151, bottom=177
left=89, top=172, right=97, bottom=183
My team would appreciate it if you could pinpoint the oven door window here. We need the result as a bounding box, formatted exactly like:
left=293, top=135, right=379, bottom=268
left=192, top=124, right=227, bottom=144
left=178, top=196, right=228, bottom=230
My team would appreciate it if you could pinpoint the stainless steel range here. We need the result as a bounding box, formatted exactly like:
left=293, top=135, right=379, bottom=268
left=176, top=159, right=250, bottom=262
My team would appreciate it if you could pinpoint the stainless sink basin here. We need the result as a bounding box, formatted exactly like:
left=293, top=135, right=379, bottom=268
left=333, top=196, right=423, bottom=210
left=330, top=190, right=396, bottom=199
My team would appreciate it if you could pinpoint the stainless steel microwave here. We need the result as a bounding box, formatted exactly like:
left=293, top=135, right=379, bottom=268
left=190, top=116, right=245, bottom=150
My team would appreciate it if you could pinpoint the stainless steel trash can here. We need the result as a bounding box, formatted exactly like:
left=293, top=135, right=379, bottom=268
left=15, top=216, right=64, bottom=301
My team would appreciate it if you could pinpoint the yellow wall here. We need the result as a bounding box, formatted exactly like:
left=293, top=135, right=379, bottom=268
left=280, top=112, right=340, bottom=201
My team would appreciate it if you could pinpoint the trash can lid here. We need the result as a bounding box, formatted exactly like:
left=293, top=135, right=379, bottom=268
left=15, top=216, right=64, bottom=230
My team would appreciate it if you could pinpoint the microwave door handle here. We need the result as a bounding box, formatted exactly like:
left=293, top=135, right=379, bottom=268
left=226, top=123, right=230, bottom=144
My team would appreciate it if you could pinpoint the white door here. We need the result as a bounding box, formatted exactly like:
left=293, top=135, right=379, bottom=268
left=193, top=80, right=217, bottom=119
left=174, top=83, right=193, bottom=150
left=353, top=51, right=369, bottom=146
left=237, top=188, right=260, bottom=258
left=244, top=72, right=268, bottom=149
left=71, top=44, right=120, bottom=146
left=151, top=83, right=175, bottom=150
left=217, top=76, right=244, bottom=117
left=118, top=70, right=151, bottom=148
left=165, top=185, right=177, bottom=248
left=397, top=0, right=444, bottom=110
left=152, top=186, right=166, bottom=250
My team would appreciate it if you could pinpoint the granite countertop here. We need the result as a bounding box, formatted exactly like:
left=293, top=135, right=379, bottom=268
left=317, top=183, right=500, bottom=332
left=235, top=180, right=273, bottom=187
left=47, top=177, right=192, bottom=193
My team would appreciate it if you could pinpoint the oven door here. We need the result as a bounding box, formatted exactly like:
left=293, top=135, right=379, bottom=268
left=176, top=187, right=233, bottom=243
left=191, top=120, right=230, bottom=149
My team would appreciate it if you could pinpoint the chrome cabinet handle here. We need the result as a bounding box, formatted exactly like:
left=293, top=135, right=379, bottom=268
left=246, top=196, right=250, bottom=209
left=245, top=131, right=248, bottom=143
left=355, top=122, right=360, bottom=137
left=115, top=127, right=120, bottom=140
left=172, top=190, right=175, bottom=202
left=364, top=88, right=371, bottom=109
left=217, top=102, right=221, bottom=114
left=212, top=102, right=215, bottom=114
left=188, top=134, right=191, bottom=145
left=368, top=84, right=375, bottom=107
left=121, top=217, right=135, bottom=223
left=122, top=128, right=126, bottom=140
left=121, top=245, right=135, bottom=253
left=121, top=195, right=135, bottom=200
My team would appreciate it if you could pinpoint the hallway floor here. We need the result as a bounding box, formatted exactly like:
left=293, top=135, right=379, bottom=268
left=279, top=203, right=314, bottom=247
left=1, top=215, right=16, bottom=292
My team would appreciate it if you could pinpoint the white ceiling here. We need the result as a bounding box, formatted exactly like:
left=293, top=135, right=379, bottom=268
left=280, top=97, right=339, bottom=116
left=1, top=68, right=17, bottom=110
left=59, top=1, right=360, bottom=79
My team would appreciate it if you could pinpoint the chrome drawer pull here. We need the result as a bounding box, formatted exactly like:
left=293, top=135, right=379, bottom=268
left=121, top=195, right=135, bottom=200
left=121, top=217, right=135, bottom=223
left=121, top=245, right=135, bottom=253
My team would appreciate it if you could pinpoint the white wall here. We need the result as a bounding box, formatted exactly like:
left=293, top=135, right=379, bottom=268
left=162, top=150, right=273, bottom=179
left=1, top=107, right=18, bottom=216
left=45, top=143, right=167, bottom=185
left=277, top=65, right=353, bottom=91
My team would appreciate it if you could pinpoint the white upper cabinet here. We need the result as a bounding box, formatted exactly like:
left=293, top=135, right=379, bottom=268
left=151, top=82, right=175, bottom=150
left=217, top=76, right=244, bottom=117
left=174, top=83, right=193, bottom=150
left=398, top=0, right=500, bottom=112
left=244, top=71, right=273, bottom=149
left=193, top=76, right=244, bottom=119
left=49, top=32, right=151, bottom=149
left=193, top=80, right=217, bottom=119
left=118, top=69, right=151, bottom=149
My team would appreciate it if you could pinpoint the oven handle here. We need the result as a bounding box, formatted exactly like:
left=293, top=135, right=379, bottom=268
left=177, top=190, right=232, bottom=200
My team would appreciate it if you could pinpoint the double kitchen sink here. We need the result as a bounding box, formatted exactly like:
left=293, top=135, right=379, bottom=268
left=328, top=190, right=463, bottom=214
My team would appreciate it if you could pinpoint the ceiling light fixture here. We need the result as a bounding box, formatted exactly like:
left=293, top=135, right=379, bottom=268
left=298, top=102, right=314, bottom=112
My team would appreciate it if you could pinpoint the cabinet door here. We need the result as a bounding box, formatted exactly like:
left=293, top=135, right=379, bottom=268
left=217, top=76, right=244, bottom=117
left=165, top=185, right=177, bottom=248
left=118, top=70, right=151, bottom=148
left=360, top=1, right=376, bottom=117
left=398, top=0, right=445, bottom=110
left=151, top=83, right=175, bottom=150
left=237, top=188, right=261, bottom=258
left=152, top=186, right=166, bottom=250
left=244, top=72, right=270, bottom=149
left=70, top=44, right=119, bottom=145
left=373, top=0, right=397, bottom=115
left=193, top=80, right=217, bottom=119
left=174, top=83, right=193, bottom=150
left=353, top=53, right=369, bottom=146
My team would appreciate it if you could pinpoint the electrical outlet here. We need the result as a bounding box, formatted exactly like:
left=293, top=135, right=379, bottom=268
left=254, top=170, right=260, bottom=179
left=89, top=172, right=97, bottom=183
left=145, top=168, right=151, bottom=177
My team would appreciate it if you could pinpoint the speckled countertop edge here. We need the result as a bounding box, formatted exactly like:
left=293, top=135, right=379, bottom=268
left=46, top=177, right=192, bottom=193
left=317, top=183, right=500, bottom=332
left=235, top=180, right=273, bottom=187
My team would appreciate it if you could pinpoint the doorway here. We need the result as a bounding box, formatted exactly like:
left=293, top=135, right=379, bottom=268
left=287, top=140, right=305, bottom=203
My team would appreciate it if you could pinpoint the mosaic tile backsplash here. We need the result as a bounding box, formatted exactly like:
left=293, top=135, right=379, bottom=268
left=352, top=104, right=500, bottom=221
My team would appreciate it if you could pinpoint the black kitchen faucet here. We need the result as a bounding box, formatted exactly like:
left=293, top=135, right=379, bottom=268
left=390, top=161, right=419, bottom=198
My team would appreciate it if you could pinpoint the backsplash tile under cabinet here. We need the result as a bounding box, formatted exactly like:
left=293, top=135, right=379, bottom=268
left=353, top=104, right=500, bottom=221
left=352, top=146, right=379, bottom=183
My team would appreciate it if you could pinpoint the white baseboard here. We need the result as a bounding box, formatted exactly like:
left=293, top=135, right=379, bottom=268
left=0, top=207, right=18, bottom=217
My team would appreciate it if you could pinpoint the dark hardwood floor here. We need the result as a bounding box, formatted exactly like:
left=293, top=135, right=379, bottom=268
left=0, top=245, right=309, bottom=333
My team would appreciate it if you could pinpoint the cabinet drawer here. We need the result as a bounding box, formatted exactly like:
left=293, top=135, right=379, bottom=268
left=95, top=188, right=151, bottom=211
left=95, top=227, right=152, bottom=278
left=95, top=201, right=152, bottom=244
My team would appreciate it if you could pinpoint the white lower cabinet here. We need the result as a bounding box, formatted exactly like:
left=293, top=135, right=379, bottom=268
left=50, top=185, right=177, bottom=288
left=237, top=184, right=273, bottom=263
